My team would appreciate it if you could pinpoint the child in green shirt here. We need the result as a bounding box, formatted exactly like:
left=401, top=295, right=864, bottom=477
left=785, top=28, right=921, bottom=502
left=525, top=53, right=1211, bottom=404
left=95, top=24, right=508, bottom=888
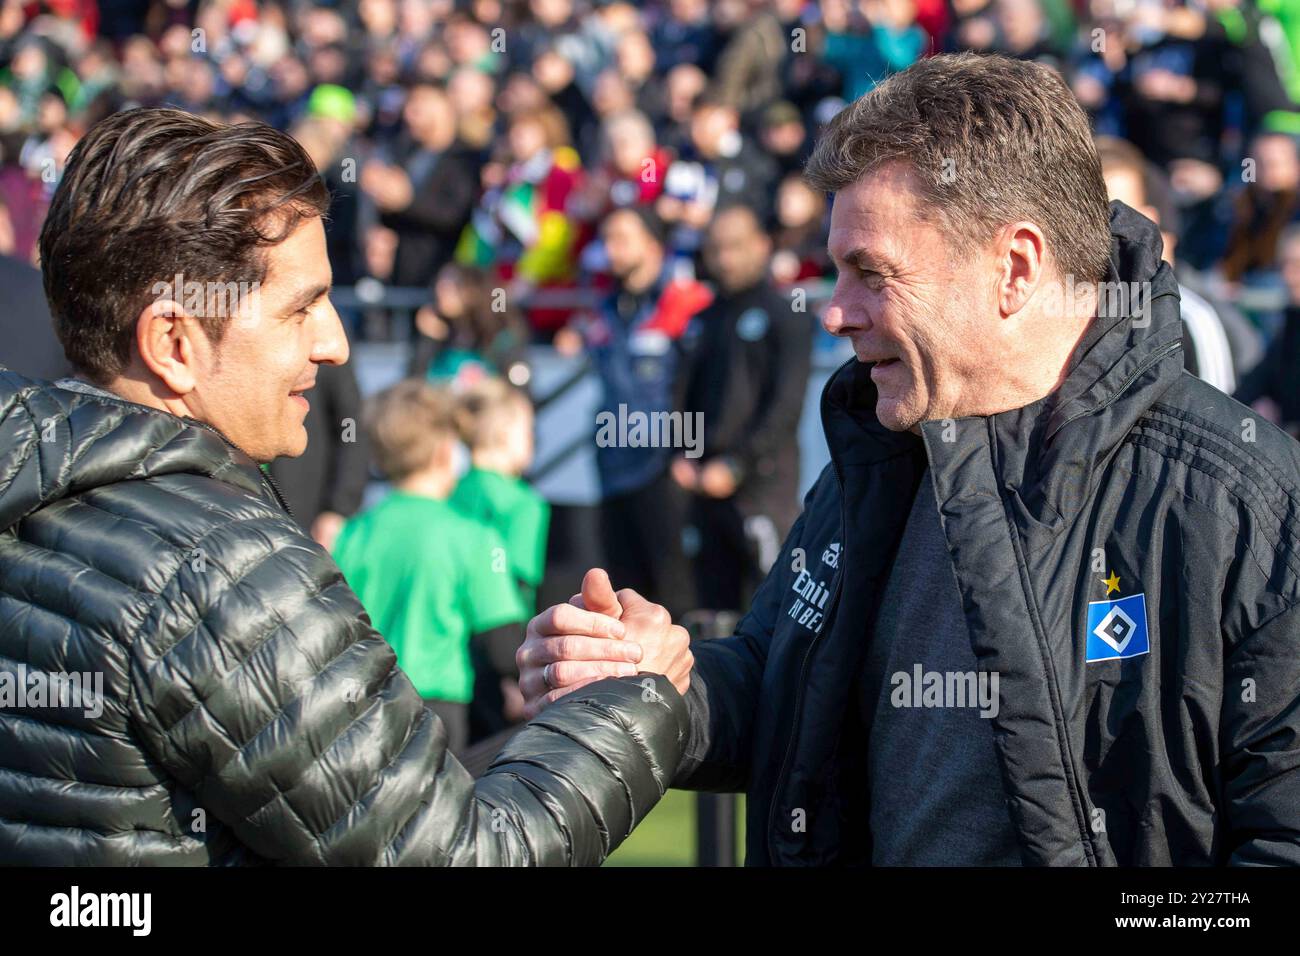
left=450, top=377, right=551, bottom=738
left=333, top=379, right=527, bottom=755
left=451, top=377, right=551, bottom=612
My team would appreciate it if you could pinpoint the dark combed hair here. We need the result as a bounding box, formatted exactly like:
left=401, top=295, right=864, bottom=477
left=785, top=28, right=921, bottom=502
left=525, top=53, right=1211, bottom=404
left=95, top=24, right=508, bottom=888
left=803, top=53, right=1112, bottom=286
left=40, top=108, right=330, bottom=383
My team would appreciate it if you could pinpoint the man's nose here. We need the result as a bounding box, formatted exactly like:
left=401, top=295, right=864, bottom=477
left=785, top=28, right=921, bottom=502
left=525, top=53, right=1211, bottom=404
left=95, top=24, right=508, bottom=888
left=822, top=288, right=861, bottom=337
left=311, top=298, right=350, bottom=366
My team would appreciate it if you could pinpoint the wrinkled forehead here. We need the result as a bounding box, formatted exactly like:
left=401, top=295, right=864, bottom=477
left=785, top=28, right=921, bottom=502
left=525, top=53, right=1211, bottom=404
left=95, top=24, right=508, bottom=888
left=827, top=163, right=937, bottom=263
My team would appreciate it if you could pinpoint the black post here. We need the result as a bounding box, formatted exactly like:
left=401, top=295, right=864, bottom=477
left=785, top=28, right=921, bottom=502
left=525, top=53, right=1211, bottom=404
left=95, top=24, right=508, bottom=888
left=696, top=792, right=737, bottom=867
left=683, top=610, right=743, bottom=867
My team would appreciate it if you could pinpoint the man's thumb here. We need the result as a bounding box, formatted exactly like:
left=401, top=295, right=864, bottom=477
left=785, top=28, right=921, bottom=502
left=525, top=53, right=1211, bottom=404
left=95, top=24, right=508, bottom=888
left=581, top=567, right=623, bottom=620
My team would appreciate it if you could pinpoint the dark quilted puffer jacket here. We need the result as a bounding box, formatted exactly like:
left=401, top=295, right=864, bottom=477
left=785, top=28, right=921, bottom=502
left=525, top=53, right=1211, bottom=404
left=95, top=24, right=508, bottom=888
left=0, top=371, right=687, bottom=865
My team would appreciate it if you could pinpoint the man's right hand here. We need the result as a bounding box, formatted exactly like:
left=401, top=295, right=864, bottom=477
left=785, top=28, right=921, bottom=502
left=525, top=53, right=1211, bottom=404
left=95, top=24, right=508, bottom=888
left=517, top=569, right=694, bottom=718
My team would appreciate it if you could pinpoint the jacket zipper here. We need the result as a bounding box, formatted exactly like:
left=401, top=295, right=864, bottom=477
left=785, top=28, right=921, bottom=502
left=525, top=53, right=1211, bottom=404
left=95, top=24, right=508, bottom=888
left=764, top=336, right=1179, bottom=862
left=183, top=417, right=295, bottom=519
left=764, top=450, right=847, bottom=862
left=1012, top=334, right=1179, bottom=864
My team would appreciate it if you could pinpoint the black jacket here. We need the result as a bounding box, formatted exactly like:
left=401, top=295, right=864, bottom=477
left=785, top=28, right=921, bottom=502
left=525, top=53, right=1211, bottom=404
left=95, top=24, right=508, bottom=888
left=1235, top=305, right=1300, bottom=434
left=0, top=373, right=688, bottom=865
left=679, top=279, right=812, bottom=530
left=384, top=141, right=480, bottom=288
left=267, top=360, right=370, bottom=529
left=675, top=203, right=1300, bottom=865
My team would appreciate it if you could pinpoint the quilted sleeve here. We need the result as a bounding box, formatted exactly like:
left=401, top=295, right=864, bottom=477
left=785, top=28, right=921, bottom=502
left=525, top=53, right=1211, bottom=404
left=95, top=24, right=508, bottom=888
left=126, top=513, right=688, bottom=866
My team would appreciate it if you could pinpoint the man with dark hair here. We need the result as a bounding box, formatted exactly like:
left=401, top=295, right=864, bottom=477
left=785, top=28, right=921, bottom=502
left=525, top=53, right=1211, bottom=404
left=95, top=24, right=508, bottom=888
left=0, top=108, right=692, bottom=865
left=523, top=53, right=1300, bottom=866
left=583, top=205, right=712, bottom=618
left=360, top=82, right=480, bottom=288
left=674, top=205, right=812, bottom=613
left=657, top=96, right=780, bottom=272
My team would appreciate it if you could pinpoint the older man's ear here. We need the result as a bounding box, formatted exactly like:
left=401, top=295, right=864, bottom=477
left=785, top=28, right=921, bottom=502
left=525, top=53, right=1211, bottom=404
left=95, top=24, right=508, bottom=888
left=997, top=220, right=1049, bottom=319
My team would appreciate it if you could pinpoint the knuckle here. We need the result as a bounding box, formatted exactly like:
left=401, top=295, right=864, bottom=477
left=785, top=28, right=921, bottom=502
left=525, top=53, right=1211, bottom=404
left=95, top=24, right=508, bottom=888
left=551, top=661, right=575, bottom=684
left=550, top=604, right=574, bottom=632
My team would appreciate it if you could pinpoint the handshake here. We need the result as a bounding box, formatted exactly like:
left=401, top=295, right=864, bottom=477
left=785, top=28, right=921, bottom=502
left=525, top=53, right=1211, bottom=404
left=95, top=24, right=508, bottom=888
left=515, top=569, right=695, bottom=718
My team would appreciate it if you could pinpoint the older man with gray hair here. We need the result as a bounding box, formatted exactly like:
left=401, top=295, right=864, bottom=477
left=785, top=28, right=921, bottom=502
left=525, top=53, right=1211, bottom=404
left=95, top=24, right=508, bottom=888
left=519, top=52, right=1300, bottom=866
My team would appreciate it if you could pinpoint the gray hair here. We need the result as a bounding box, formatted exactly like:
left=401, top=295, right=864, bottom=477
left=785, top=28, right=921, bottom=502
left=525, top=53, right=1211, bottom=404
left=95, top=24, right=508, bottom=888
left=803, top=53, right=1112, bottom=285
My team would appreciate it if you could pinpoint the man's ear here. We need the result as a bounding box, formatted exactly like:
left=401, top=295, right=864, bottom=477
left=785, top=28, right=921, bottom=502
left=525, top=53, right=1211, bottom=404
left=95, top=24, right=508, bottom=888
left=134, top=298, right=203, bottom=395
left=997, top=221, right=1047, bottom=318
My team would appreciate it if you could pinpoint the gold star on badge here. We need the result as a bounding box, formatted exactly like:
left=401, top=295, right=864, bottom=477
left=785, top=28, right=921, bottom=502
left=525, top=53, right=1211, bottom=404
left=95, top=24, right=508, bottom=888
left=1102, top=571, right=1121, bottom=596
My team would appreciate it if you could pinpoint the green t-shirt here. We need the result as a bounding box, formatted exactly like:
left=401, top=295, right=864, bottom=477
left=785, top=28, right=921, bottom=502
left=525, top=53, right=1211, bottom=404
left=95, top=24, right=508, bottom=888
left=332, top=491, right=526, bottom=702
left=449, top=467, right=551, bottom=613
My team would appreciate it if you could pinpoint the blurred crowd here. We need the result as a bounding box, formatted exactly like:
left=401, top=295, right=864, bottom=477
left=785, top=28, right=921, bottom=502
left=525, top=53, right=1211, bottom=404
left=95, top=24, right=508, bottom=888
left=5, top=0, right=1300, bottom=748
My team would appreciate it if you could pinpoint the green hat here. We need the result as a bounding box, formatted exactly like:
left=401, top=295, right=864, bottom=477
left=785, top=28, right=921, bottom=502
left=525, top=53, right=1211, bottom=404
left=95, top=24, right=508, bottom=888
left=307, top=84, right=356, bottom=124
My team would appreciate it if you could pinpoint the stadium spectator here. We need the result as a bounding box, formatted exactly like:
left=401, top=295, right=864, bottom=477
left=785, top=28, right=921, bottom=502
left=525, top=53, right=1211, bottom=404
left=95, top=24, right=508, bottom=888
left=650, top=0, right=719, bottom=73
left=614, top=26, right=665, bottom=124
left=1096, top=133, right=1262, bottom=392
left=1121, top=0, right=1231, bottom=179
left=657, top=61, right=707, bottom=155
left=707, top=0, right=790, bottom=124
left=758, top=99, right=813, bottom=180
left=456, top=105, right=589, bottom=334
left=675, top=205, right=813, bottom=612
left=410, top=261, right=529, bottom=387
left=570, top=108, right=670, bottom=242
left=291, top=89, right=365, bottom=286
left=817, top=0, right=928, bottom=102
left=582, top=204, right=711, bottom=616
left=1235, top=223, right=1300, bottom=437
left=360, top=80, right=480, bottom=289
left=531, top=43, right=599, bottom=158
left=993, top=0, right=1062, bottom=67
left=658, top=96, right=779, bottom=273
left=1221, top=130, right=1300, bottom=284
left=771, top=172, right=833, bottom=284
